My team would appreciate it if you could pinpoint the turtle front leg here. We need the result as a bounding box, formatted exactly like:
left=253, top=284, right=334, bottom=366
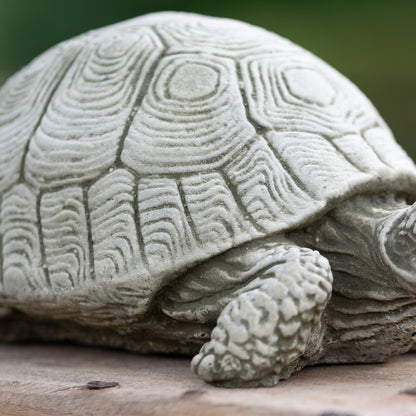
left=161, top=239, right=333, bottom=387
left=192, top=243, right=332, bottom=387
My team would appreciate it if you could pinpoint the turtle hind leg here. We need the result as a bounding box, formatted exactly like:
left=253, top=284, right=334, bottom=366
left=162, top=239, right=333, bottom=387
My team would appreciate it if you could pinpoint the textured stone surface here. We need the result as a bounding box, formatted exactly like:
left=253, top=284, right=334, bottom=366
left=2, top=344, right=416, bottom=416
left=1, top=11, right=416, bottom=387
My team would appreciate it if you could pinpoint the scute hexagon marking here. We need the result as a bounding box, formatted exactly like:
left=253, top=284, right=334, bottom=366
left=239, top=49, right=414, bottom=195
left=122, top=54, right=255, bottom=174
left=167, top=63, right=220, bottom=101
left=283, top=67, right=336, bottom=107
left=240, top=52, right=353, bottom=135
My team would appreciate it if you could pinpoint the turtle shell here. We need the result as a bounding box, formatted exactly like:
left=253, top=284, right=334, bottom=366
left=0, top=12, right=415, bottom=322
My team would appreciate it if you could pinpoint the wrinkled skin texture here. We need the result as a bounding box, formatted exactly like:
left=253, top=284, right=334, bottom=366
left=0, top=12, right=416, bottom=387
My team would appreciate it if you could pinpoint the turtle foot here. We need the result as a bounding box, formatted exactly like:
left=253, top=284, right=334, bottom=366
left=191, top=287, right=283, bottom=387
left=191, top=246, right=333, bottom=387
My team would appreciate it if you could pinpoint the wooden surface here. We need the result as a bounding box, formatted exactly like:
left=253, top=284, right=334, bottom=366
left=1, top=344, right=416, bottom=415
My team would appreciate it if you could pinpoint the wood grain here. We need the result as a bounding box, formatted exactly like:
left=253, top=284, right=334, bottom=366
left=1, top=343, right=416, bottom=416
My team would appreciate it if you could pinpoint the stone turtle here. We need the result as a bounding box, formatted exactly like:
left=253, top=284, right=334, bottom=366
left=1, top=12, right=416, bottom=387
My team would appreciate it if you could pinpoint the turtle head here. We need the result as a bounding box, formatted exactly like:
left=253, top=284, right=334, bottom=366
left=381, top=202, right=416, bottom=289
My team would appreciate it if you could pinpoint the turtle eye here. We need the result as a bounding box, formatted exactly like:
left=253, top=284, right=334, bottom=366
left=282, top=67, right=336, bottom=106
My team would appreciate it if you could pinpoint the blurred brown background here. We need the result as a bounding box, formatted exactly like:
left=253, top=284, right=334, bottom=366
left=1, top=0, right=415, bottom=159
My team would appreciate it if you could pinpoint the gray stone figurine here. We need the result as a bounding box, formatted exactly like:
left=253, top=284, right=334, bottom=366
left=1, top=12, right=416, bottom=387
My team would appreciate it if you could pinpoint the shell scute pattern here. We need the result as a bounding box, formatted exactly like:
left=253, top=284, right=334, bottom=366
left=1, top=184, right=48, bottom=300
left=0, top=12, right=416, bottom=321
left=121, top=53, right=256, bottom=174
left=152, top=14, right=295, bottom=58
left=40, top=187, right=91, bottom=290
left=180, top=172, right=258, bottom=245
left=240, top=50, right=372, bottom=135
left=25, top=26, right=164, bottom=190
left=223, top=137, right=324, bottom=232
left=137, top=176, right=199, bottom=278
left=0, top=37, right=83, bottom=194
left=88, top=169, right=146, bottom=284
left=363, top=126, right=416, bottom=172
left=267, top=131, right=372, bottom=198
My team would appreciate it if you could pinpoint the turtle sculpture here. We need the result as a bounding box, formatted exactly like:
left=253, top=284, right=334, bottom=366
left=0, top=11, right=416, bottom=388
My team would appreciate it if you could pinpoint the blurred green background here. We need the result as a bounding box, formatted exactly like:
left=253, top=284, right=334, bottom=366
left=0, top=0, right=415, bottom=159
